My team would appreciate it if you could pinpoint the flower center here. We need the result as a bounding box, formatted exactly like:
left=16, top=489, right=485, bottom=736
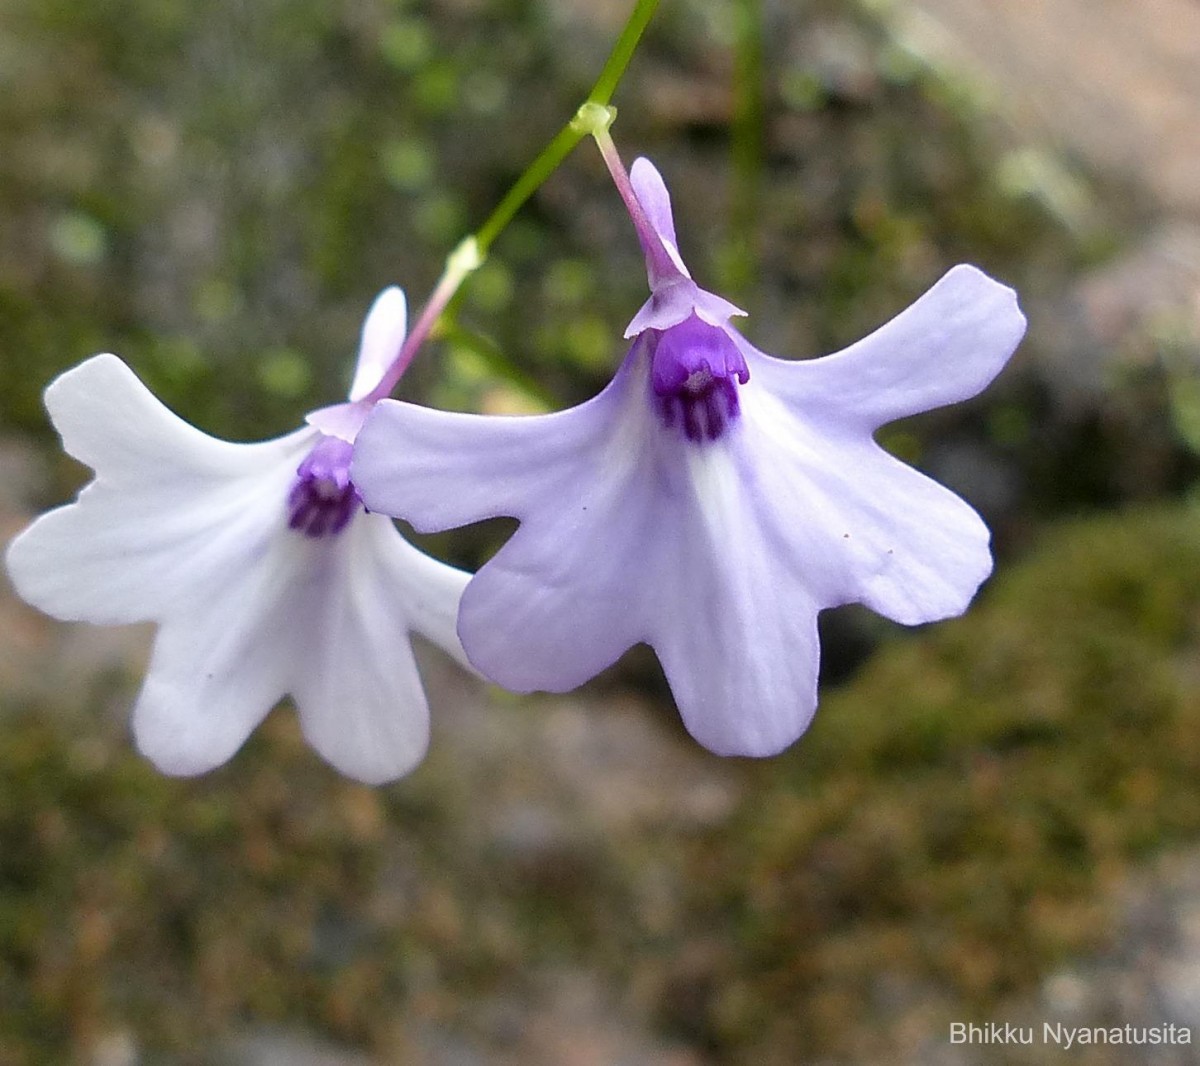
left=649, top=314, right=749, bottom=442
left=287, top=435, right=361, bottom=538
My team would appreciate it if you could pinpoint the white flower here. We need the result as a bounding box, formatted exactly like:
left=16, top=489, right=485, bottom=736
left=5, top=288, right=470, bottom=783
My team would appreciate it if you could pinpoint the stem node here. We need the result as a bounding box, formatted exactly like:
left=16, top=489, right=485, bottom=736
left=571, top=102, right=617, bottom=137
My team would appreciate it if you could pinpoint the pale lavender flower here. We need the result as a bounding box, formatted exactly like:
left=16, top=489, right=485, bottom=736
left=353, top=159, right=1027, bottom=758
left=6, top=288, right=470, bottom=783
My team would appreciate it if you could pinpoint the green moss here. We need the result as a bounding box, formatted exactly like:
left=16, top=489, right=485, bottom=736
left=0, top=707, right=541, bottom=1060
left=670, top=505, right=1200, bottom=1057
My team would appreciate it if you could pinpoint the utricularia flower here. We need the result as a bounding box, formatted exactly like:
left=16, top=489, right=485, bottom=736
left=5, top=288, right=470, bottom=783
left=353, top=158, right=1027, bottom=758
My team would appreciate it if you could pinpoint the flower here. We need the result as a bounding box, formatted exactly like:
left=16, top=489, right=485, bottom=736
left=352, top=159, right=1027, bottom=758
left=5, top=288, right=471, bottom=783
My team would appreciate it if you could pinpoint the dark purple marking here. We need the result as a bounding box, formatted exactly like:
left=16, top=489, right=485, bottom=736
left=649, top=313, right=748, bottom=442
left=287, top=435, right=361, bottom=538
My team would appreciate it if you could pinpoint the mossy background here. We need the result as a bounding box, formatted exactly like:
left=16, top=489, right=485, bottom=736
left=1, top=0, right=1198, bottom=1062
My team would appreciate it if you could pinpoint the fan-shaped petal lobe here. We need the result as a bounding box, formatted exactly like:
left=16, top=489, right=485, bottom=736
left=649, top=442, right=824, bottom=756
left=733, top=378, right=993, bottom=624
left=132, top=535, right=302, bottom=775
left=6, top=356, right=310, bottom=625
left=746, top=265, right=1025, bottom=430
left=353, top=362, right=639, bottom=530
left=289, top=514, right=469, bottom=783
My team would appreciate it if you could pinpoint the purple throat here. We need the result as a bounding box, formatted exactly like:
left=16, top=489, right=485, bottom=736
left=649, top=314, right=749, bottom=442
left=287, top=435, right=361, bottom=538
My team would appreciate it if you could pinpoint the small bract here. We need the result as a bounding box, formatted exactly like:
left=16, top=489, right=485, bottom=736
left=352, top=159, right=1027, bottom=758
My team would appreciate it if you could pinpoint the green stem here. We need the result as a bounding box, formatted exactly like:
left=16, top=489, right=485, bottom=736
left=588, top=0, right=662, bottom=106
left=473, top=0, right=661, bottom=256
left=373, top=0, right=661, bottom=395
left=472, top=122, right=583, bottom=258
